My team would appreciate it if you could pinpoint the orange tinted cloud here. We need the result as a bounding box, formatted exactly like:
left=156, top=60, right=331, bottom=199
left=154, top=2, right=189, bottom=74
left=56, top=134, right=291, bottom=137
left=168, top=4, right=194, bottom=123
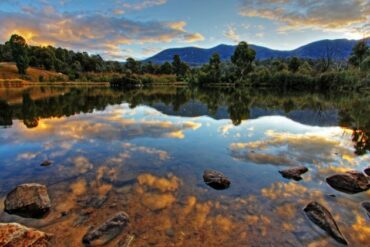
left=239, top=0, right=370, bottom=37
left=0, top=7, right=204, bottom=59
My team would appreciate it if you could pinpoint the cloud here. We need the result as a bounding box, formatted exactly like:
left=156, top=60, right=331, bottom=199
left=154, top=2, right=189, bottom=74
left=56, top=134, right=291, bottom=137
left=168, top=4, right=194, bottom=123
left=230, top=129, right=356, bottom=166
left=0, top=6, right=203, bottom=60
left=184, top=32, right=205, bottom=42
left=239, top=0, right=370, bottom=37
left=0, top=104, right=202, bottom=144
left=121, top=0, right=168, bottom=11
left=224, top=25, right=240, bottom=43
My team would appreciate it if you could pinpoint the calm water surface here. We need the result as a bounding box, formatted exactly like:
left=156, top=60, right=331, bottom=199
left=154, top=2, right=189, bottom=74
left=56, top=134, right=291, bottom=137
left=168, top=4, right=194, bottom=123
left=0, top=85, right=369, bottom=246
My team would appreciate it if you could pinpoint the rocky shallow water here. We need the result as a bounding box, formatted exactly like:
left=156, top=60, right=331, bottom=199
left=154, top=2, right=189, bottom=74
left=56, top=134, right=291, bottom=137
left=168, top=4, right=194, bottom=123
left=0, top=86, right=369, bottom=246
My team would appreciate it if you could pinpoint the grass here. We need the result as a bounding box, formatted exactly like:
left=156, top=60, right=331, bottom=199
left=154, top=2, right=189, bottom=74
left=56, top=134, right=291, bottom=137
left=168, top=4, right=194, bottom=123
left=0, top=62, right=68, bottom=83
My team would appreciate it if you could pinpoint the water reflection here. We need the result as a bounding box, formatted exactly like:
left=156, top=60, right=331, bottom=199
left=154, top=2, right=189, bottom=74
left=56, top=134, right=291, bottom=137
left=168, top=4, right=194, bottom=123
left=0, top=85, right=369, bottom=246
left=1, top=86, right=368, bottom=155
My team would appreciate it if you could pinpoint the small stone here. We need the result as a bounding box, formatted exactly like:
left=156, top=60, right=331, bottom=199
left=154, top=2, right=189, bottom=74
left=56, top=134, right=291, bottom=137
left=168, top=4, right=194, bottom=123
left=0, top=222, right=52, bottom=246
left=82, top=212, right=129, bottom=246
left=165, top=228, right=175, bottom=237
left=203, top=169, right=230, bottom=190
left=304, top=201, right=347, bottom=245
left=4, top=183, right=51, bottom=218
left=279, top=166, right=308, bottom=181
left=40, top=160, right=52, bottom=167
left=326, top=171, right=369, bottom=194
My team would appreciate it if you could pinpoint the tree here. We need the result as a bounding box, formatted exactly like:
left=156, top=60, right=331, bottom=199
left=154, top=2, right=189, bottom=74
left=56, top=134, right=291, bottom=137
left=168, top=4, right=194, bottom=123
left=231, top=41, right=256, bottom=81
left=360, top=56, right=370, bottom=73
left=125, top=57, right=140, bottom=74
left=209, top=53, right=221, bottom=82
left=142, top=61, right=155, bottom=74
left=8, top=34, right=29, bottom=74
left=288, top=57, right=300, bottom=73
left=0, top=43, right=13, bottom=62
left=349, top=39, right=369, bottom=67
left=159, top=62, right=172, bottom=74
left=172, top=55, right=182, bottom=76
left=172, top=54, right=188, bottom=79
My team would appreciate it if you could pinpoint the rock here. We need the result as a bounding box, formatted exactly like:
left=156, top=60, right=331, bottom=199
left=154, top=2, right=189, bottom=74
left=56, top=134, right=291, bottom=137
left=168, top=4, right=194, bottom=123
left=362, top=202, right=370, bottom=217
left=0, top=222, right=52, bottom=246
left=4, top=183, right=51, bottom=218
left=79, top=195, right=108, bottom=209
left=165, top=228, right=175, bottom=237
left=304, top=201, right=347, bottom=245
left=364, top=167, right=370, bottom=176
left=279, top=166, right=308, bottom=181
left=40, top=160, right=52, bottom=167
left=203, top=169, right=230, bottom=190
left=82, top=212, right=129, bottom=246
left=326, top=171, right=369, bottom=194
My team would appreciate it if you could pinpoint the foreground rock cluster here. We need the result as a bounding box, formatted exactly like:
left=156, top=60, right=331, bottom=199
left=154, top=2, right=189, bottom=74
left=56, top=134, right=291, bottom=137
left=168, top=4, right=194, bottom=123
left=1, top=181, right=132, bottom=246
left=1, top=164, right=369, bottom=246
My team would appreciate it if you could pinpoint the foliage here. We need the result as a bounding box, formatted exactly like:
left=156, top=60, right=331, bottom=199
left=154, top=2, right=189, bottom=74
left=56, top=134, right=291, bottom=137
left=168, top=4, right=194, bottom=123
left=172, top=55, right=189, bottom=80
left=349, top=39, right=369, bottom=67
left=8, top=34, right=29, bottom=74
left=231, top=41, right=256, bottom=81
left=288, top=57, right=301, bottom=73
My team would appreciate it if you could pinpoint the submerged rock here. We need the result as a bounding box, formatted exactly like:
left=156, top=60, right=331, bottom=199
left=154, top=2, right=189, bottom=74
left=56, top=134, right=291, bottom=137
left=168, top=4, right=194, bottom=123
left=40, top=160, right=52, bottom=167
left=279, top=166, right=308, bottom=181
left=364, top=167, right=370, bottom=176
left=326, top=171, right=369, bottom=194
left=304, top=201, right=347, bottom=245
left=203, top=169, right=230, bottom=190
left=0, top=222, right=52, bottom=246
left=362, top=202, right=370, bottom=218
left=4, top=183, right=51, bottom=218
left=82, top=212, right=129, bottom=246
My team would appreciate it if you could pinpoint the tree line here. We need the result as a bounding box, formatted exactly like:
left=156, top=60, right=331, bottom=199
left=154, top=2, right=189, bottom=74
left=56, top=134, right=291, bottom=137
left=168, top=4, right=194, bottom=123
left=113, top=40, right=370, bottom=91
left=0, top=34, right=176, bottom=80
left=1, top=34, right=369, bottom=91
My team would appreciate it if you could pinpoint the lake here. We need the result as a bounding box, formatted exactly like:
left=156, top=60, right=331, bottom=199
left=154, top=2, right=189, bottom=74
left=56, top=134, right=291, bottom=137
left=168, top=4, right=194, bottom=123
left=0, top=85, right=369, bottom=246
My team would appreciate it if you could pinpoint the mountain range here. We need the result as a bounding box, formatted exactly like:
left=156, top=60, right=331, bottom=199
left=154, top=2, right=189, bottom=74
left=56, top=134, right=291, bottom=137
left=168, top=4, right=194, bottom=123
left=146, top=39, right=368, bottom=65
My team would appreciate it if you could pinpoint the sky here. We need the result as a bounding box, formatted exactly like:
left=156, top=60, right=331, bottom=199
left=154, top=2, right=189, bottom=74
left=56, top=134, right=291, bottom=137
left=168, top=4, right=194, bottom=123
left=0, top=0, right=369, bottom=60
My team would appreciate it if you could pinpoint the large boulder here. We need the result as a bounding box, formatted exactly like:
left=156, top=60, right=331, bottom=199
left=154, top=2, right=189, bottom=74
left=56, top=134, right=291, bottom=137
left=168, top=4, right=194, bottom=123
left=4, top=183, right=51, bottom=218
left=82, top=212, right=130, bottom=246
left=279, top=166, right=308, bottom=181
left=326, top=171, right=369, bottom=194
left=0, top=223, right=52, bottom=246
left=304, top=201, right=347, bottom=245
left=203, top=169, right=230, bottom=190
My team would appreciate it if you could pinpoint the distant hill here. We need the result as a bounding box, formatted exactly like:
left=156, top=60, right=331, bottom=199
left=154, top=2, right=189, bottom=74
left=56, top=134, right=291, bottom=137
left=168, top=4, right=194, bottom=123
left=146, top=39, right=368, bottom=65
